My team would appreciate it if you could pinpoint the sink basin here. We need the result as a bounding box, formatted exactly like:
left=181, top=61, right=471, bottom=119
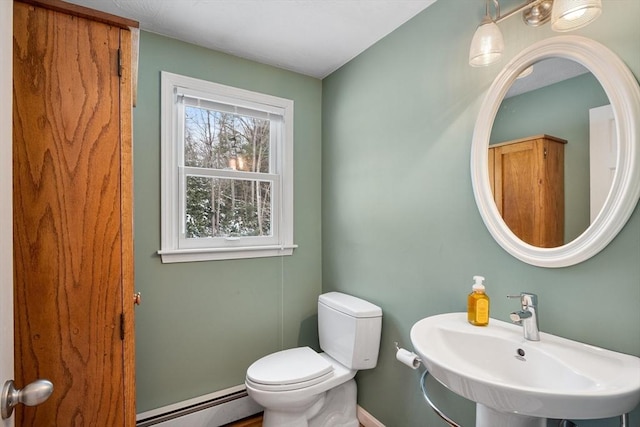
left=410, top=313, right=640, bottom=421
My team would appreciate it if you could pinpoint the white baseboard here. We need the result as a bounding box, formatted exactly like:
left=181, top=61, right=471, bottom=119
left=357, top=405, right=385, bottom=427
left=136, top=388, right=383, bottom=427
left=136, top=385, right=262, bottom=427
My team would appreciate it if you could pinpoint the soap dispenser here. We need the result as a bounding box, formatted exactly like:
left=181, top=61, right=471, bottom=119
left=468, top=275, right=490, bottom=326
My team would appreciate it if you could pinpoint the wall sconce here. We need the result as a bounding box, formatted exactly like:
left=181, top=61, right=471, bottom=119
left=469, top=0, right=602, bottom=67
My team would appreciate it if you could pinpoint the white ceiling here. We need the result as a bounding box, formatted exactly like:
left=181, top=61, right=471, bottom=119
left=506, top=57, right=589, bottom=98
left=65, top=0, right=438, bottom=78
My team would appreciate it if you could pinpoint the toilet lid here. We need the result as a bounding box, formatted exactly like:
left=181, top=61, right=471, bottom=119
left=247, top=347, right=333, bottom=387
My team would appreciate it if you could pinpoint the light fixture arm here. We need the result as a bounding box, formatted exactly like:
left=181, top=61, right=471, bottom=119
left=484, top=0, right=500, bottom=22
left=493, top=0, right=546, bottom=23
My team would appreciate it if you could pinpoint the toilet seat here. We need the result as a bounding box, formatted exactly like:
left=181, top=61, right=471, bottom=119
left=246, top=347, right=334, bottom=392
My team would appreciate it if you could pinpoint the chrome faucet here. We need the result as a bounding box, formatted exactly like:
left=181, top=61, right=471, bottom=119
left=507, top=292, right=540, bottom=341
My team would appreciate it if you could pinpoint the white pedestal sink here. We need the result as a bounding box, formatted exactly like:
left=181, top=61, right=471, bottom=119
left=410, top=313, right=640, bottom=427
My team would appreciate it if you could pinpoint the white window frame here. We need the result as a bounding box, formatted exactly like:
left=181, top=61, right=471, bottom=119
left=158, top=72, right=296, bottom=263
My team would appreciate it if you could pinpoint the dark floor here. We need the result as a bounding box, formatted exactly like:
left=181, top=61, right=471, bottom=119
left=224, top=413, right=262, bottom=427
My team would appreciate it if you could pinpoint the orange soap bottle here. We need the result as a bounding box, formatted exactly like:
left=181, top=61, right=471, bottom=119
left=468, top=275, right=490, bottom=326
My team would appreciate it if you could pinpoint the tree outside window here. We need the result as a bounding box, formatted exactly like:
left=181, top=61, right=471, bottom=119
left=184, top=107, right=272, bottom=239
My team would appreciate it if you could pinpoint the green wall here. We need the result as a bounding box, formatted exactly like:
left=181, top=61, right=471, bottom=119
left=322, top=1, right=640, bottom=426
left=133, top=32, right=323, bottom=412
left=133, top=2, right=639, bottom=424
left=491, top=73, right=608, bottom=242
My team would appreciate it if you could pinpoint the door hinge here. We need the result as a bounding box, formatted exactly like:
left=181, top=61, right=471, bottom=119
left=117, top=48, right=123, bottom=77
left=120, top=313, right=125, bottom=340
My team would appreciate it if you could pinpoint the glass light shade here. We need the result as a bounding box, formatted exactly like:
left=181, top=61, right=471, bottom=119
left=551, top=0, right=602, bottom=32
left=469, top=18, right=504, bottom=67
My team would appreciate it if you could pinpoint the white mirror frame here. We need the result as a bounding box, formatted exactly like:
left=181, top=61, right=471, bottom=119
left=471, top=36, right=640, bottom=268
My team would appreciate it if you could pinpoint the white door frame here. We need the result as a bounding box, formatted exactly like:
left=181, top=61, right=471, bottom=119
left=589, top=104, right=617, bottom=223
left=0, top=1, right=14, bottom=426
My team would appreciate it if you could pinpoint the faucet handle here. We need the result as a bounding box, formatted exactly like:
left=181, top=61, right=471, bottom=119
left=507, top=292, right=538, bottom=308
left=507, top=294, right=525, bottom=309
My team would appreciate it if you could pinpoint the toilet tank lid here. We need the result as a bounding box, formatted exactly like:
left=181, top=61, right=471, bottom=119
left=319, top=292, right=382, bottom=318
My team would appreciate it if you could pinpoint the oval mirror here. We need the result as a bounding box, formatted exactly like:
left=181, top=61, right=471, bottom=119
left=471, top=36, right=640, bottom=268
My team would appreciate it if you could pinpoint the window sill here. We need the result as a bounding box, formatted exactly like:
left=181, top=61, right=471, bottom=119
left=157, top=244, right=297, bottom=263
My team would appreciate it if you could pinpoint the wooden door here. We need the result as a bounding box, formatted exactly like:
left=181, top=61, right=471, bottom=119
left=12, top=1, right=135, bottom=425
left=493, top=140, right=538, bottom=244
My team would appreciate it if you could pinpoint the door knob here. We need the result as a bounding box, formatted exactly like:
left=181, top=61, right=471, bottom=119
left=1, top=379, right=54, bottom=419
left=133, top=292, right=142, bottom=306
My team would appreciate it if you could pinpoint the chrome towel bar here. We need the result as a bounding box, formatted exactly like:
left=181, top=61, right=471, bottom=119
left=420, top=370, right=461, bottom=427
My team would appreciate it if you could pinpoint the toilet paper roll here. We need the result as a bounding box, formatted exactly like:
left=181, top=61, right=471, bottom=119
left=396, top=348, right=421, bottom=369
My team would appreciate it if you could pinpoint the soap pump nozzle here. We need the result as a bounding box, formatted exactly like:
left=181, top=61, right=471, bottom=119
left=472, top=275, right=485, bottom=292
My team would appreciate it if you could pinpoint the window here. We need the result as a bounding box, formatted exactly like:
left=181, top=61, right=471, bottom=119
left=158, top=72, right=295, bottom=262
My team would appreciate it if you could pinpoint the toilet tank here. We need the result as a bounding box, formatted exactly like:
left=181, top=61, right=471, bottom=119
left=318, top=292, right=382, bottom=370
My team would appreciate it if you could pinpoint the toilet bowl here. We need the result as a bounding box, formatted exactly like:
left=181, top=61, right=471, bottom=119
left=245, top=292, right=382, bottom=427
left=246, top=350, right=358, bottom=427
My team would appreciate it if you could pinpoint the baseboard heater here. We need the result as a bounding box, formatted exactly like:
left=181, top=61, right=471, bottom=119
left=136, top=385, right=263, bottom=427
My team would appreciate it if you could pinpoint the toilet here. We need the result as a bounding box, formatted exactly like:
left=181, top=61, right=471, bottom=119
left=245, top=292, right=383, bottom=427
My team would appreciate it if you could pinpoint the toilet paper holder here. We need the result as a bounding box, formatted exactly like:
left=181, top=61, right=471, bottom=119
left=394, top=342, right=422, bottom=369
